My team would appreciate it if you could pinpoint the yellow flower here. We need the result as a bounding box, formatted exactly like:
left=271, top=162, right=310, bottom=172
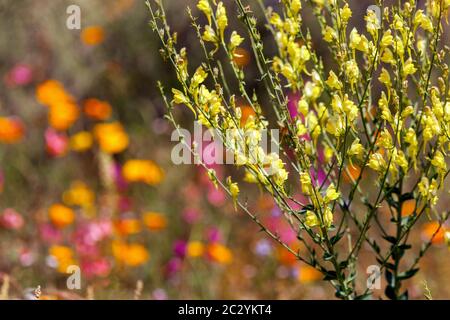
left=324, top=183, right=340, bottom=203
left=70, top=131, right=93, bottom=152
left=403, top=59, right=417, bottom=77
left=197, top=0, right=212, bottom=25
left=112, top=241, right=149, bottom=267
left=172, top=88, right=196, bottom=116
left=368, top=152, right=387, bottom=172
left=122, top=159, right=164, bottom=185
left=323, top=26, right=336, bottom=43
left=48, top=204, right=75, bottom=228
left=49, top=245, right=76, bottom=273
left=305, top=210, right=319, bottom=228
left=348, top=138, right=364, bottom=159
left=227, top=176, right=240, bottom=209
left=93, top=122, right=129, bottom=154
left=207, top=243, right=232, bottom=264
left=142, top=212, right=168, bottom=231
left=340, top=4, right=352, bottom=23
left=216, top=2, right=228, bottom=40
left=62, top=181, right=95, bottom=208
left=229, top=31, right=244, bottom=51
left=300, top=171, right=313, bottom=195
left=325, top=70, right=342, bottom=90
left=378, top=68, right=391, bottom=86
left=187, top=241, right=205, bottom=258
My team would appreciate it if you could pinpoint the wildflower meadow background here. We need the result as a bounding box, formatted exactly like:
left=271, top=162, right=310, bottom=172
left=0, top=0, right=449, bottom=300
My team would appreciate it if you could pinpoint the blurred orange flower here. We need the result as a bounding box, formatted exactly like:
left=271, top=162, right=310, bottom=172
left=0, top=117, right=24, bottom=143
left=48, top=204, right=75, bottom=228
left=84, top=98, right=112, bottom=120
left=142, top=212, right=167, bottom=231
left=207, top=243, right=233, bottom=264
left=343, top=164, right=361, bottom=183
left=240, top=105, right=256, bottom=126
left=232, top=48, right=250, bottom=67
left=93, top=122, right=129, bottom=154
left=122, top=159, right=164, bottom=185
left=297, top=265, right=322, bottom=284
left=187, top=241, right=205, bottom=258
left=62, top=181, right=95, bottom=208
left=421, top=222, right=446, bottom=244
left=401, top=199, right=416, bottom=216
left=49, top=245, right=76, bottom=273
left=48, top=101, right=79, bottom=131
left=70, top=131, right=93, bottom=152
left=112, top=241, right=149, bottom=267
left=81, top=26, right=105, bottom=46
left=36, top=80, right=72, bottom=106
left=115, top=219, right=142, bottom=235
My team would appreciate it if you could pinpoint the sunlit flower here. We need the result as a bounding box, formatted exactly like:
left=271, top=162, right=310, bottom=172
left=81, top=26, right=105, bottom=46
left=62, top=181, right=95, bottom=208
left=48, top=204, right=75, bottom=228
left=112, top=241, right=149, bottom=266
left=93, top=122, right=129, bottom=154
left=187, top=241, right=205, bottom=258
left=48, top=101, right=79, bottom=131
left=36, top=80, right=72, bottom=106
left=49, top=245, right=76, bottom=273
left=122, top=159, right=164, bottom=185
left=70, top=131, right=93, bottom=152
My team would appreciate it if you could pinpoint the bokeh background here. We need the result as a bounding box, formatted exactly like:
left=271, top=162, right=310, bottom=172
left=0, top=0, right=449, bottom=299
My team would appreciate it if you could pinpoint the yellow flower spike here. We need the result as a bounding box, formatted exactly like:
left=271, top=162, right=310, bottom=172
left=340, top=4, right=352, bottom=24
left=323, top=207, right=334, bottom=228
left=197, top=0, right=212, bottom=25
left=347, top=138, right=365, bottom=159
left=190, top=66, right=208, bottom=89
left=226, top=176, right=240, bottom=210
left=172, top=88, right=196, bottom=116
left=216, top=2, right=228, bottom=40
left=300, top=171, right=313, bottom=195
left=378, top=68, right=391, bottom=86
left=403, top=59, right=417, bottom=77
left=229, top=31, right=244, bottom=51
left=305, top=210, right=320, bottom=228
left=368, top=152, right=387, bottom=172
left=325, top=70, right=342, bottom=90
left=324, top=183, right=340, bottom=203
left=323, top=26, right=336, bottom=43
left=202, top=25, right=218, bottom=44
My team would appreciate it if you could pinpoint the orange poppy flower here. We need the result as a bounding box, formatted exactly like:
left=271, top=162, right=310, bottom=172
left=421, top=222, right=446, bottom=244
left=93, top=122, right=129, bottom=154
left=207, top=243, right=233, bottom=264
left=122, top=160, right=164, bottom=185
